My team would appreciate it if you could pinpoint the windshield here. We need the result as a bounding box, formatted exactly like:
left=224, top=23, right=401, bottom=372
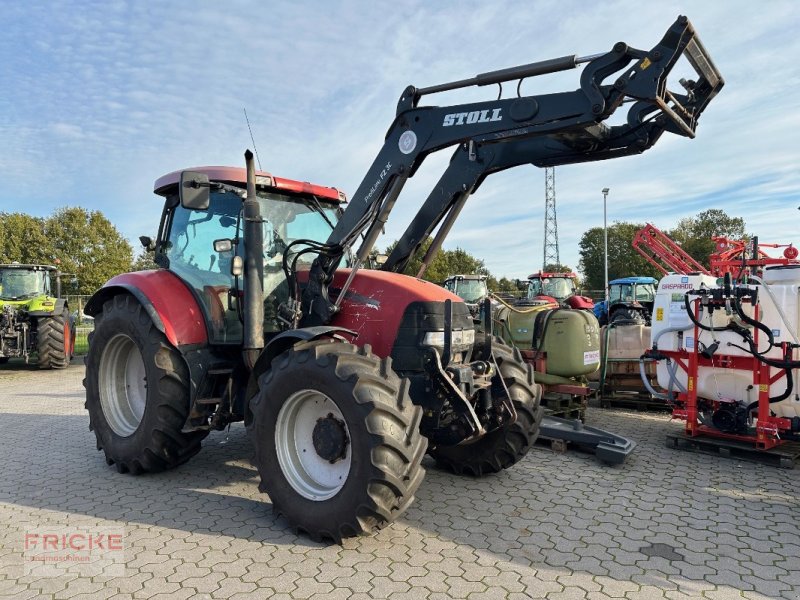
left=165, top=188, right=343, bottom=343
left=0, top=269, right=48, bottom=300
left=610, top=282, right=655, bottom=303
left=528, top=277, right=574, bottom=301
left=636, top=283, right=656, bottom=302
left=454, top=279, right=488, bottom=303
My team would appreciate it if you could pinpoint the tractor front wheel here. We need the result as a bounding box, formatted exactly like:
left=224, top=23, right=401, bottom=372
left=429, top=340, right=543, bottom=476
left=37, top=308, right=71, bottom=369
left=84, top=295, right=207, bottom=474
left=248, top=340, right=427, bottom=542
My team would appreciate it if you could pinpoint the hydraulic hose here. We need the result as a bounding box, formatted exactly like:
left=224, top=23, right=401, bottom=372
left=651, top=322, right=693, bottom=350
left=746, top=367, right=793, bottom=411
left=733, top=294, right=775, bottom=349
left=639, top=356, right=669, bottom=400
left=683, top=294, right=740, bottom=332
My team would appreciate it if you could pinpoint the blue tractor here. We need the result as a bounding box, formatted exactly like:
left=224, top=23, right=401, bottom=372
left=594, top=276, right=658, bottom=326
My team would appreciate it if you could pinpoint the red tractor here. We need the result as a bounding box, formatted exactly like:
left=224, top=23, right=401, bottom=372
left=84, top=16, right=722, bottom=541
left=525, top=271, right=594, bottom=310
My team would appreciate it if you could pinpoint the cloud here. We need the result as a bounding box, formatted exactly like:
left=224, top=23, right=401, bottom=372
left=0, top=0, right=798, bottom=281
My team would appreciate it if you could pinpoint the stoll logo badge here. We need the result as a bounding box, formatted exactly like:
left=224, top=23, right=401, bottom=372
left=23, top=527, right=125, bottom=576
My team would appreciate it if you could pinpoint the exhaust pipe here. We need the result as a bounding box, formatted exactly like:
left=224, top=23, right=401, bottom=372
left=242, top=149, right=264, bottom=370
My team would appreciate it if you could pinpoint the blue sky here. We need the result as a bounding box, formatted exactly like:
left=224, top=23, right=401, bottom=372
left=1, top=0, right=798, bottom=279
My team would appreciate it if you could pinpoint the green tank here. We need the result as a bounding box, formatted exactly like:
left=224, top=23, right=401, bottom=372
left=494, top=302, right=600, bottom=378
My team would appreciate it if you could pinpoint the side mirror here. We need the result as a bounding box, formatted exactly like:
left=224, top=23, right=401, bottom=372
left=139, top=236, right=156, bottom=252
left=213, top=239, right=233, bottom=253
left=179, top=171, right=210, bottom=210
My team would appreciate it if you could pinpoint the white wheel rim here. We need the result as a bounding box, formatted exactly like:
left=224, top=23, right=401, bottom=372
left=275, top=390, right=352, bottom=501
left=99, top=334, right=147, bottom=437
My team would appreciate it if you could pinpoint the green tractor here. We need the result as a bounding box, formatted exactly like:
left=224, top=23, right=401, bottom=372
left=0, top=263, right=75, bottom=368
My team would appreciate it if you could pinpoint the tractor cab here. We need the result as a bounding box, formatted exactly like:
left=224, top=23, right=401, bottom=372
left=594, top=276, right=658, bottom=325
left=0, top=264, right=53, bottom=301
left=442, top=274, right=489, bottom=316
left=526, top=271, right=593, bottom=310
left=150, top=166, right=347, bottom=344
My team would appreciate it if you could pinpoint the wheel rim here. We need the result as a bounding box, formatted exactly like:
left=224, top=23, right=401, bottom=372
left=275, top=390, right=352, bottom=501
left=98, top=334, right=147, bottom=437
left=64, top=321, right=71, bottom=357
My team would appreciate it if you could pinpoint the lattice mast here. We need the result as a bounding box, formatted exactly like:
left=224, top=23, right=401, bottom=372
left=543, top=167, right=559, bottom=269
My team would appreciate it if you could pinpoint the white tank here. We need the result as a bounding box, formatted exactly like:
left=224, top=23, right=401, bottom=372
left=652, top=271, right=800, bottom=418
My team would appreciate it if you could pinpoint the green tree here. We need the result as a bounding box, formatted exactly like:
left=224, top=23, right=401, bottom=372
left=543, top=263, right=572, bottom=273
left=132, top=250, right=159, bottom=271
left=578, top=222, right=661, bottom=290
left=490, top=276, right=522, bottom=293
left=0, top=213, right=53, bottom=264
left=44, top=207, right=134, bottom=295
left=668, top=209, right=746, bottom=268
left=384, top=237, right=489, bottom=283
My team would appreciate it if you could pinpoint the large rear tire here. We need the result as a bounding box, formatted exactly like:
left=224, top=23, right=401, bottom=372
left=429, top=340, right=543, bottom=476
left=37, top=308, right=71, bottom=369
left=84, top=295, right=207, bottom=474
left=609, top=307, right=646, bottom=325
left=248, top=340, right=427, bottom=542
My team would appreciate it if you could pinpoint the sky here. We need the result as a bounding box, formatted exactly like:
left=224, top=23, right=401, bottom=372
left=1, top=0, right=799, bottom=280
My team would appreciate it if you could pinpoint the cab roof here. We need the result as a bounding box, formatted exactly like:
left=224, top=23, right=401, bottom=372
left=444, top=274, right=487, bottom=281
left=0, top=263, right=57, bottom=271
left=609, top=276, right=658, bottom=285
left=528, top=271, right=577, bottom=279
left=153, top=166, right=346, bottom=203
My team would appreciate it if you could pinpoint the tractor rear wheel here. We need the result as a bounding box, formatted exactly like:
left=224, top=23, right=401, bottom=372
left=248, top=340, right=427, bottom=542
left=430, top=340, right=543, bottom=476
left=84, top=295, right=207, bottom=474
left=37, top=308, right=71, bottom=369
left=609, top=307, right=646, bottom=325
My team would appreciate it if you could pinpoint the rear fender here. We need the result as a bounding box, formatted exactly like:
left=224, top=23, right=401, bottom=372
left=85, top=271, right=207, bottom=347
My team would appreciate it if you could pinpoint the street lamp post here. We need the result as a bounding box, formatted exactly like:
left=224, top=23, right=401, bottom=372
left=602, top=187, right=610, bottom=305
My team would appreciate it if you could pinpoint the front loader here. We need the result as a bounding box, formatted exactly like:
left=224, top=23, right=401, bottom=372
left=84, top=16, right=723, bottom=541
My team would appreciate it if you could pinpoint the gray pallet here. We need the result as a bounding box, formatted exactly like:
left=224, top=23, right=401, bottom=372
left=666, top=432, right=800, bottom=469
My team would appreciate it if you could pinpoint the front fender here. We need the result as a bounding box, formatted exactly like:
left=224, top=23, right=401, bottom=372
left=245, top=326, right=356, bottom=405
left=85, top=271, right=207, bottom=347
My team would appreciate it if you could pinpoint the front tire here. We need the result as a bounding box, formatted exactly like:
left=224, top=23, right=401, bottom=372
left=248, top=340, right=427, bottom=542
left=37, top=308, right=71, bottom=369
left=84, top=295, right=208, bottom=474
left=429, top=340, right=543, bottom=476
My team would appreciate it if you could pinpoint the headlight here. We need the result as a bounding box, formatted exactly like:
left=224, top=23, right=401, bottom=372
left=422, top=329, right=475, bottom=348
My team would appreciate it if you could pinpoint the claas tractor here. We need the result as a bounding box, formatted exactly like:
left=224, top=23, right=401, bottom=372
left=0, top=263, right=75, bottom=368
left=83, top=16, right=722, bottom=541
left=442, top=274, right=490, bottom=317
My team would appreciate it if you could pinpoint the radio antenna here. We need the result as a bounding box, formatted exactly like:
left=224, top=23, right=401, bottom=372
left=243, top=107, right=263, bottom=171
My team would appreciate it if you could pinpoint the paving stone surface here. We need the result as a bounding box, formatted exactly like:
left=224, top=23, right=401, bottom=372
left=1, top=361, right=799, bottom=599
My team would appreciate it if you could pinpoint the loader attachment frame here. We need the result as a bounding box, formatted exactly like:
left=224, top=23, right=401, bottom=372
left=293, top=15, right=723, bottom=327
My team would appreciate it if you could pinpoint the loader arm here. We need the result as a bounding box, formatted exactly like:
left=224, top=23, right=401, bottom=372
left=301, top=15, right=723, bottom=326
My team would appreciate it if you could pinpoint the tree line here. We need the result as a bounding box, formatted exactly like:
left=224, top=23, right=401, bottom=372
left=1, top=206, right=747, bottom=296
left=577, top=209, right=746, bottom=290
left=0, top=208, right=137, bottom=295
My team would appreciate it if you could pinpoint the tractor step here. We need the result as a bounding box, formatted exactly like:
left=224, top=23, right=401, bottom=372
left=666, top=432, right=800, bottom=469
left=539, top=415, right=636, bottom=465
